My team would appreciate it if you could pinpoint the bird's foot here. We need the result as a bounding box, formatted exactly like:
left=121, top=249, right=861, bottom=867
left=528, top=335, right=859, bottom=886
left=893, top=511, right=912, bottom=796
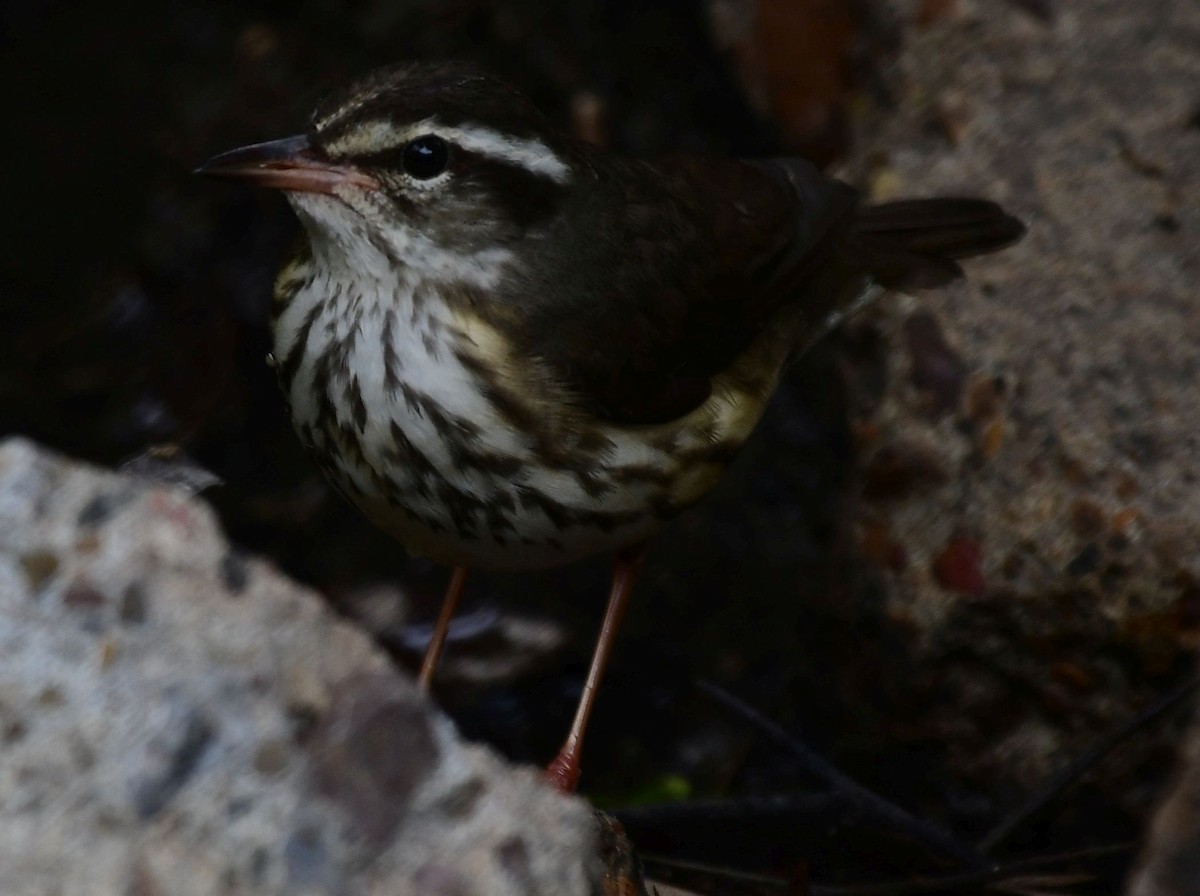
left=544, top=747, right=581, bottom=793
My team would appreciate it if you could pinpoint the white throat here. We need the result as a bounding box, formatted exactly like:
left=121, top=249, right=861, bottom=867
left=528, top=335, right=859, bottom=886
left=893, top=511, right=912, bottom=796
left=287, top=192, right=515, bottom=292
left=271, top=193, right=528, bottom=503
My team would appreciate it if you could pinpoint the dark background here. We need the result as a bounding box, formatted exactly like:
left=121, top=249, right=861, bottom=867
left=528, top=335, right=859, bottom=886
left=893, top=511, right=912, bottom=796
left=0, top=1, right=1175, bottom=892
left=0, top=0, right=869, bottom=763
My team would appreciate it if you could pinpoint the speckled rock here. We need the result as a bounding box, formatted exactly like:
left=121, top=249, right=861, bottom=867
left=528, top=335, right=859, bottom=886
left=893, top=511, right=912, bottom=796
left=1128, top=709, right=1200, bottom=895
left=838, top=0, right=1200, bottom=791
left=0, top=437, right=605, bottom=896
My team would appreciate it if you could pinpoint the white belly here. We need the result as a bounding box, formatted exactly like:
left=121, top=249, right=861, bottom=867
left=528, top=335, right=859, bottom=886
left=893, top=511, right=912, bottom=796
left=274, top=275, right=699, bottom=569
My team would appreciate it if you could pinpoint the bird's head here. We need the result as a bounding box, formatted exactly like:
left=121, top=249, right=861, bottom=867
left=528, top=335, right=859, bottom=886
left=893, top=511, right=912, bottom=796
left=199, top=63, right=575, bottom=282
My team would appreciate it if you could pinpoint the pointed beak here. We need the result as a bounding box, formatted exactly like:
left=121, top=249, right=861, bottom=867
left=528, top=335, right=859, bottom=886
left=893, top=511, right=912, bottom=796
left=195, top=134, right=377, bottom=194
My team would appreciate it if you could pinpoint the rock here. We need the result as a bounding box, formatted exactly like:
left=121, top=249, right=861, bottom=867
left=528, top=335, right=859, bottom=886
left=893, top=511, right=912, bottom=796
left=837, top=0, right=1200, bottom=798
left=1128, top=709, right=1200, bottom=896
left=0, top=438, right=612, bottom=895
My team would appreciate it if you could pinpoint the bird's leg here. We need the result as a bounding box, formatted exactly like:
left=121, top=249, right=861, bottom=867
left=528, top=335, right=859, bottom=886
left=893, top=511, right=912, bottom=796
left=417, top=566, right=469, bottom=691
left=545, top=547, right=646, bottom=793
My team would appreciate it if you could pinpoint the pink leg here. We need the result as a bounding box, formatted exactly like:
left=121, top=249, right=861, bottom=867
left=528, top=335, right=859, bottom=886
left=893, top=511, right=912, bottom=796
left=545, top=549, right=645, bottom=792
left=417, top=566, right=469, bottom=691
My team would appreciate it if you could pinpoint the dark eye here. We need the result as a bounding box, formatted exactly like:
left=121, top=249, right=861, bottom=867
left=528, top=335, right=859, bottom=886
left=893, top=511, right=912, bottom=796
left=402, top=135, right=449, bottom=179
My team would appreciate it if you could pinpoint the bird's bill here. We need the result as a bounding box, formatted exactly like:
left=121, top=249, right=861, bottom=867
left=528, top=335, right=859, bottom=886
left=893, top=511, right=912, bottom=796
left=195, top=134, right=377, bottom=194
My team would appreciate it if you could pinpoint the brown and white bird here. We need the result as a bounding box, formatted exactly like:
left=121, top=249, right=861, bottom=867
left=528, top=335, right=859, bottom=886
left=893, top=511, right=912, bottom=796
left=199, top=62, right=1024, bottom=790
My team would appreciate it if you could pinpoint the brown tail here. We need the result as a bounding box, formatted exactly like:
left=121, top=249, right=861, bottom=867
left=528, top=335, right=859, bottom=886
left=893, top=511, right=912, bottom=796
left=850, top=198, right=1026, bottom=291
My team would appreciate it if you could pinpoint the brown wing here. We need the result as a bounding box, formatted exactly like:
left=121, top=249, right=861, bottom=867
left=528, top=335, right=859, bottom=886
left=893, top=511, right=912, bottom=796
left=497, top=148, right=1023, bottom=425
left=497, top=151, right=858, bottom=424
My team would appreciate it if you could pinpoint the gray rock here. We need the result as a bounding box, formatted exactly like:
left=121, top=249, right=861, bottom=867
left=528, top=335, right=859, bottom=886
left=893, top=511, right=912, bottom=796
left=0, top=438, right=605, bottom=895
left=833, top=0, right=1200, bottom=795
left=1128, top=710, right=1200, bottom=895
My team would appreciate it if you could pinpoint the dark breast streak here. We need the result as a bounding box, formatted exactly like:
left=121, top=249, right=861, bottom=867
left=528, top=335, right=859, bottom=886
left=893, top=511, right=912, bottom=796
left=274, top=264, right=717, bottom=568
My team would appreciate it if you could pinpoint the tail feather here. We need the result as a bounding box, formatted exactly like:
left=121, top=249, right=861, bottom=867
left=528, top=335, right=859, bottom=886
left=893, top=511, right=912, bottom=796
left=850, top=198, right=1026, bottom=290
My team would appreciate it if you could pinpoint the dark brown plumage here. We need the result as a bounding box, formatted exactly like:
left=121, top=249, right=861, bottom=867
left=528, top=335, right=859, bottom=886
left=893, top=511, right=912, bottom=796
left=490, top=150, right=1021, bottom=423
left=199, top=61, right=1025, bottom=791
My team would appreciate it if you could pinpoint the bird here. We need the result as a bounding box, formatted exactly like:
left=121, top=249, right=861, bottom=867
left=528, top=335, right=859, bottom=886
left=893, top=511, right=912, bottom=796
left=198, top=61, right=1025, bottom=792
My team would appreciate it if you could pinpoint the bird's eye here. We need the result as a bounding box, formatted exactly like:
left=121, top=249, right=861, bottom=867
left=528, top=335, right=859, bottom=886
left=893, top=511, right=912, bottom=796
left=402, top=135, right=449, bottom=180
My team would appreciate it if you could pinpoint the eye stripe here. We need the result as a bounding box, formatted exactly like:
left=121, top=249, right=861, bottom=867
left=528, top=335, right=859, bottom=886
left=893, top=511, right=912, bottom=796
left=454, top=149, right=562, bottom=228
left=323, top=118, right=571, bottom=184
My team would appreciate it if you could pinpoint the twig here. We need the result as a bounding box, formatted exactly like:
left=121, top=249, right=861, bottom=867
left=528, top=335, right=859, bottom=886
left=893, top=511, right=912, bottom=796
left=617, top=792, right=846, bottom=822
left=697, top=679, right=990, bottom=871
left=978, top=670, right=1200, bottom=853
left=640, top=842, right=1131, bottom=896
